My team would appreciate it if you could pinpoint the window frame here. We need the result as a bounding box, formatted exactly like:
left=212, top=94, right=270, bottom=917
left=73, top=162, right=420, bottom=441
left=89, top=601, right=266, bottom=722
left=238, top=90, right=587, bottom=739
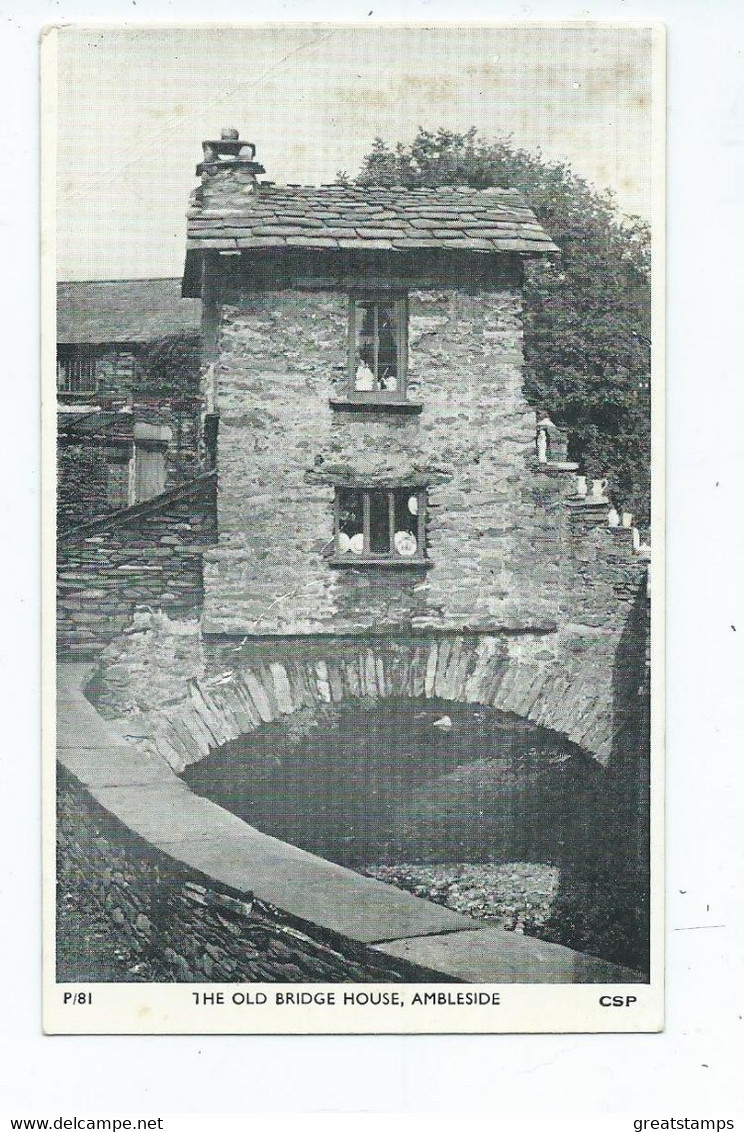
left=331, top=485, right=429, bottom=567
left=346, top=292, right=409, bottom=403
left=57, top=350, right=99, bottom=394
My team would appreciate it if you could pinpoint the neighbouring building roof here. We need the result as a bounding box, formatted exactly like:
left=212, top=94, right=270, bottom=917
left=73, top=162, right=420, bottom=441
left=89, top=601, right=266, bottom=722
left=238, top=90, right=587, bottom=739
left=185, top=183, right=559, bottom=256
left=57, top=278, right=201, bottom=346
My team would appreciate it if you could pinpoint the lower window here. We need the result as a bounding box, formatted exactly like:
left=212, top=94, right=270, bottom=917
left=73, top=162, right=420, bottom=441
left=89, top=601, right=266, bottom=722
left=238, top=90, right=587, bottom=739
left=334, top=487, right=427, bottom=562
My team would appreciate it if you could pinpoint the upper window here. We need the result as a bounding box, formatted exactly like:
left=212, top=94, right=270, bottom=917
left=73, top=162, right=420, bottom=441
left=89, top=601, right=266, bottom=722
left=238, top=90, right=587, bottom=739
left=348, top=295, right=407, bottom=401
left=332, top=486, right=427, bottom=565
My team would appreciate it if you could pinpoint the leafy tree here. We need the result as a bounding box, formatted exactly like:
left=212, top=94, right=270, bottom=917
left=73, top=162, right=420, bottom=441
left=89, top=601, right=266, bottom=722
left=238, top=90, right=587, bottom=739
left=136, top=333, right=201, bottom=399
left=351, top=128, right=652, bottom=525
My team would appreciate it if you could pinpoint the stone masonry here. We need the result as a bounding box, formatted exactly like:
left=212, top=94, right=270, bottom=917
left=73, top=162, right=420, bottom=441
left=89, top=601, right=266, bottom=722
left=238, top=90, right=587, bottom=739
left=205, top=284, right=569, bottom=636
left=57, top=472, right=217, bottom=656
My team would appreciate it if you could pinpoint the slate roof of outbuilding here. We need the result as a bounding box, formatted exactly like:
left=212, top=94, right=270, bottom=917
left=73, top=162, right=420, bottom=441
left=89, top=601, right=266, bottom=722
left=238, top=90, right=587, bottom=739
left=186, top=183, right=559, bottom=255
left=57, top=279, right=201, bottom=345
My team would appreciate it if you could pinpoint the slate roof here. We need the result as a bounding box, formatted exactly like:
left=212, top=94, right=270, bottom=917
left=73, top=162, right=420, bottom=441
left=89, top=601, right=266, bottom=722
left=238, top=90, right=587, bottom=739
left=186, top=183, right=558, bottom=256
left=57, top=279, right=201, bottom=346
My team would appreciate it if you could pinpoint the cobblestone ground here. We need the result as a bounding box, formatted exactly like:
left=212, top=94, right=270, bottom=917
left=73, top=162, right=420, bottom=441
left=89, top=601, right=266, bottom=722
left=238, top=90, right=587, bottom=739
left=363, top=862, right=560, bottom=934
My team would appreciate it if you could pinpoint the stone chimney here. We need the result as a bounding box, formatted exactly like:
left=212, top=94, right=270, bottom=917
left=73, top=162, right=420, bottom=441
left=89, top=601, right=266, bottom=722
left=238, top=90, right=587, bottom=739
left=195, top=128, right=265, bottom=209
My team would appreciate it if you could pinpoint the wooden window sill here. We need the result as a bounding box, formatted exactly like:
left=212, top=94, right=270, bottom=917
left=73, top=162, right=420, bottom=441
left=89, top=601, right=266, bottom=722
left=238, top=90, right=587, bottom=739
left=328, top=555, right=432, bottom=569
left=329, top=398, right=423, bottom=415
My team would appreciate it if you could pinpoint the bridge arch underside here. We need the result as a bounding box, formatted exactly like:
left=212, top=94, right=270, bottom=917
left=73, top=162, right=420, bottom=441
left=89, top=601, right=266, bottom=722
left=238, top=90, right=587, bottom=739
left=143, top=631, right=642, bottom=779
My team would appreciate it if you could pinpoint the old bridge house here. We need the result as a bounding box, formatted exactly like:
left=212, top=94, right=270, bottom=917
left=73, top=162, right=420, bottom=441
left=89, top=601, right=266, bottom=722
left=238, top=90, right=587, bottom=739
left=184, top=129, right=568, bottom=638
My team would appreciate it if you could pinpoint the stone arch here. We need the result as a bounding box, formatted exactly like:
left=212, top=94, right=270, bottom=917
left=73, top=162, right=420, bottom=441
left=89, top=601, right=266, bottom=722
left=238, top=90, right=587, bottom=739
left=140, top=633, right=616, bottom=774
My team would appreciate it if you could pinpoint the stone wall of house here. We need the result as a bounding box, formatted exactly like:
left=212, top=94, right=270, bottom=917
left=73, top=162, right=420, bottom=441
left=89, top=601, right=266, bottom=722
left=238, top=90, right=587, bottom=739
left=57, top=765, right=430, bottom=983
left=204, top=285, right=573, bottom=636
left=57, top=473, right=217, bottom=657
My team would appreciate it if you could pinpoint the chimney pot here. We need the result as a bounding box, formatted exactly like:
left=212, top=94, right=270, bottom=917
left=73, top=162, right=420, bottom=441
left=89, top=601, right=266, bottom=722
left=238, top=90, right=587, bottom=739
left=195, top=130, right=265, bottom=180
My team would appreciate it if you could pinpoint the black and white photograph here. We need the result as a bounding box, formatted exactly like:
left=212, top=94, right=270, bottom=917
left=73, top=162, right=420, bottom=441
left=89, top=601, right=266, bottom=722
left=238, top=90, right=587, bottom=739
left=44, top=22, right=664, bottom=1033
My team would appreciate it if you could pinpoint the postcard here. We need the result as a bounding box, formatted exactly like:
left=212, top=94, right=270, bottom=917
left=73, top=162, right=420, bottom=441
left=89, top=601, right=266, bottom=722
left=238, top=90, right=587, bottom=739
left=43, top=21, right=665, bottom=1033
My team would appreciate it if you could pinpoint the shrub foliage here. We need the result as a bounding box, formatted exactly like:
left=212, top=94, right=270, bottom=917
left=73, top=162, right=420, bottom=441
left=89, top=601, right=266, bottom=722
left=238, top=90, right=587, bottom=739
left=136, top=333, right=201, bottom=399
